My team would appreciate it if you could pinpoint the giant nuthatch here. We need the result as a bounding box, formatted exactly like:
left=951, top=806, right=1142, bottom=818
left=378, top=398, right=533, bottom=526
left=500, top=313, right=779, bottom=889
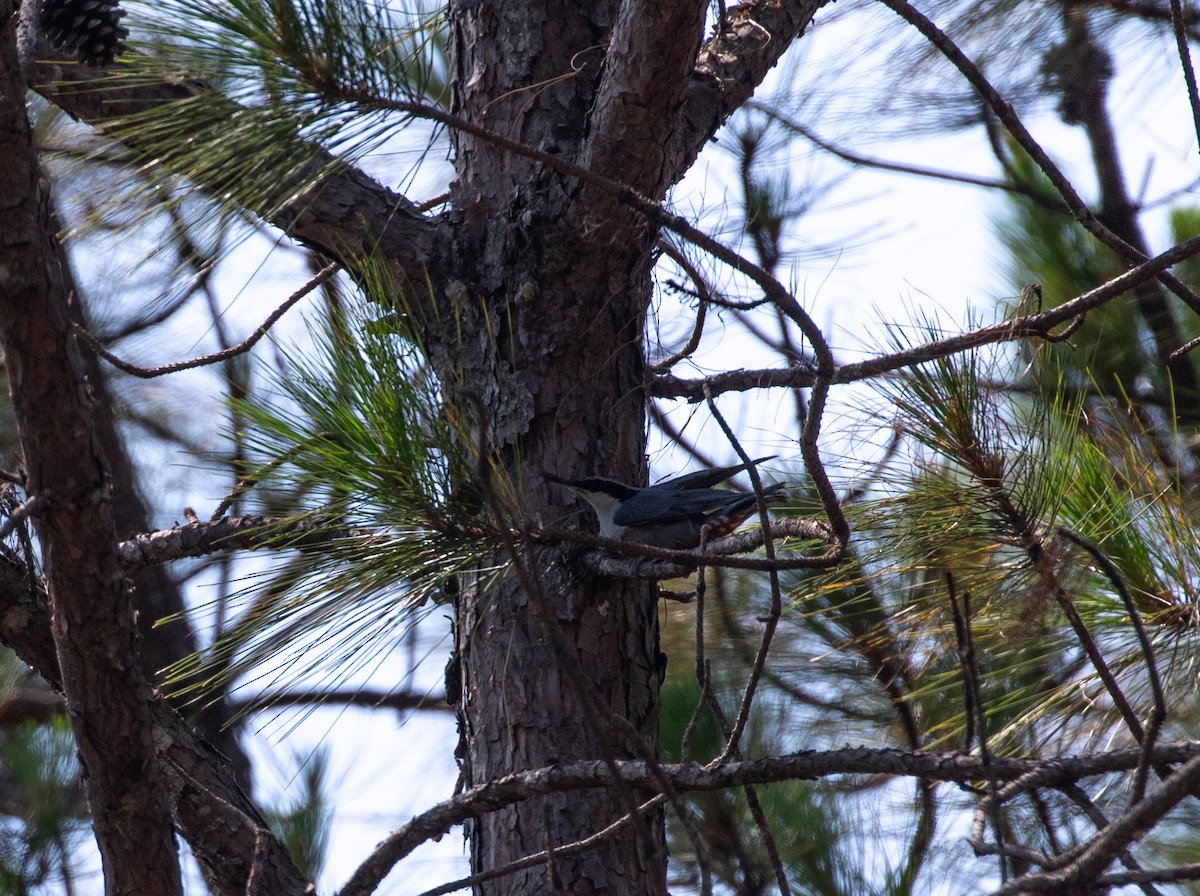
left=545, top=456, right=785, bottom=549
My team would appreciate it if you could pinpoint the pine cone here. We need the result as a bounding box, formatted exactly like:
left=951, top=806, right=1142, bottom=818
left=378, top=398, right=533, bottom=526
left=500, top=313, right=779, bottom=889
left=41, top=0, right=128, bottom=67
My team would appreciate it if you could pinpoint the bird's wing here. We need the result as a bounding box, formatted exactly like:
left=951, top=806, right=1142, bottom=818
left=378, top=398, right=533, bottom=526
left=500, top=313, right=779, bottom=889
left=657, top=456, right=776, bottom=491
left=612, top=487, right=759, bottom=527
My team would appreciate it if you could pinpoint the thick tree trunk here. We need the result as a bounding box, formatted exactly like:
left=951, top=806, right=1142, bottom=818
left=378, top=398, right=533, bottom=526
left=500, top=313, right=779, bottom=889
left=0, top=7, right=183, bottom=893
left=438, top=0, right=707, bottom=891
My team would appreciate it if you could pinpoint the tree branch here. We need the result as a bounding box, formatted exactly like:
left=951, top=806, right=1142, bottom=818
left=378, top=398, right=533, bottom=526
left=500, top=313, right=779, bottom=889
left=116, top=514, right=383, bottom=571
left=74, top=262, right=339, bottom=378
left=28, top=40, right=443, bottom=284
left=0, top=555, right=311, bottom=896
left=653, top=230, right=1200, bottom=400
left=748, top=101, right=1071, bottom=212
left=341, top=742, right=1200, bottom=896
left=663, top=0, right=828, bottom=187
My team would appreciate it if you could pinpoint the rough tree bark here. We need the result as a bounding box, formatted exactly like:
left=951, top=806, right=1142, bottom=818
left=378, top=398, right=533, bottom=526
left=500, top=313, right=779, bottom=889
left=434, top=1, right=820, bottom=891
left=436, top=1, right=692, bottom=888
left=0, top=6, right=182, bottom=893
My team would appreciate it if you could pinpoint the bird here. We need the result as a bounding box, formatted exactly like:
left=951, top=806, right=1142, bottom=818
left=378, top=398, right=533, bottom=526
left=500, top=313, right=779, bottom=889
left=545, top=456, right=786, bottom=549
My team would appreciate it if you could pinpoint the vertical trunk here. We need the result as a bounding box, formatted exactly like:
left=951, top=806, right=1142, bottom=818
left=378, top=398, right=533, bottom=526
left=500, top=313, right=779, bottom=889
left=1051, top=5, right=1200, bottom=420
left=441, top=0, right=671, bottom=891
left=65, top=271, right=253, bottom=787
left=0, top=8, right=182, bottom=893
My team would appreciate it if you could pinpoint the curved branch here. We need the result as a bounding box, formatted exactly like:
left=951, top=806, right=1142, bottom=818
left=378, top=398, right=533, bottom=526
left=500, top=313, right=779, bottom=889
left=75, top=263, right=339, bottom=378
left=748, top=101, right=1071, bottom=212
left=340, top=742, right=1200, bottom=896
left=653, top=230, right=1200, bottom=400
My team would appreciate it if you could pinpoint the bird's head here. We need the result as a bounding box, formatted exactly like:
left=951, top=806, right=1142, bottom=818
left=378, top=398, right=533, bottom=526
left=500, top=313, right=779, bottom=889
left=543, top=473, right=640, bottom=523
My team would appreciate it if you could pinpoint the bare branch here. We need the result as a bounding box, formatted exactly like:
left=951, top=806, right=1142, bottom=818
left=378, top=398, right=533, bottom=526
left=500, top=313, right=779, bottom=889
left=1169, top=0, right=1200, bottom=154
left=74, top=263, right=339, bottom=379
left=1097, top=863, right=1200, bottom=888
left=699, top=394, right=792, bottom=896
left=1055, top=783, right=1164, bottom=896
left=116, top=515, right=381, bottom=571
left=654, top=231, right=1200, bottom=400
left=414, top=796, right=668, bottom=896
left=0, top=492, right=44, bottom=544
left=652, top=241, right=710, bottom=371
left=341, top=742, right=1200, bottom=896
left=706, top=391, right=786, bottom=762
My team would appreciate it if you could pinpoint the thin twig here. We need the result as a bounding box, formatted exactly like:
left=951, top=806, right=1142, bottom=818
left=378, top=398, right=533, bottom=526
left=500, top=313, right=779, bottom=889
left=654, top=229, right=1200, bottom=400
left=1169, top=0, right=1200, bottom=156
left=116, top=514, right=383, bottom=571
left=704, top=392, right=783, bottom=763
left=949, top=578, right=1007, bottom=882
left=1094, top=863, right=1200, bottom=888
left=683, top=543, right=711, bottom=761
left=701, top=395, right=791, bottom=896
left=412, top=796, right=669, bottom=896
left=841, top=428, right=903, bottom=504
left=748, top=101, right=1071, bottom=213
left=648, top=401, right=724, bottom=474
left=1055, top=527, right=1167, bottom=802
left=229, top=688, right=451, bottom=715
left=1054, top=582, right=1145, bottom=744
left=209, top=442, right=314, bottom=522
left=0, top=493, right=45, bottom=544
left=73, top=262, right=340, bottom=378
left=536, top=517, right=838, bottom=573
left=653, top=240, right=711, bottom=371
left=1026, top=788, right=1064, bottom=865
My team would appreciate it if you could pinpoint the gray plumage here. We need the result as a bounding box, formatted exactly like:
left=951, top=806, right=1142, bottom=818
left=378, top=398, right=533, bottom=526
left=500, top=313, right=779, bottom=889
left=545, top=456, right=785, bottom=549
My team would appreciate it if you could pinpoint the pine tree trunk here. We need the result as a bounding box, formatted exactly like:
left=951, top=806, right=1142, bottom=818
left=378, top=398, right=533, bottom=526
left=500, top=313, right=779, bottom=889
left=435, top=0, right=699, bottom=890
left=0, top=7, right=183, bottom=891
